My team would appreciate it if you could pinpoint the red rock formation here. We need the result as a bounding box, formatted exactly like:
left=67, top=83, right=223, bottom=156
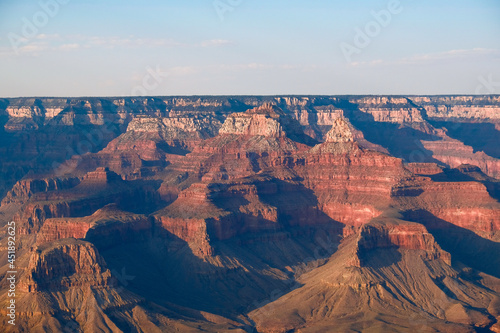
left=171, top=104, right=314, bottom=183
left=406, top=162, right=444, bottom=175
left=15, top=167, right=158, bottom=235
left=1, top=176, right=80, bottom=205
left=36, top=204, right=151, bottom=248
left=354, top=220, right=451, bottom=266
left=81, top=166, right=123, bottom=183
left=106, top=114, right=220, bottom=153
left=249, top=227, right=497, bottom=333
left=20, top=238, right=114, bottom=292
left=219, top=103, right=289, bottom=137
left=422, top=138, right=500, bottom=179
left=295, top=133, right=410, bottom=226
left=393, top=174, right=500, bottom=238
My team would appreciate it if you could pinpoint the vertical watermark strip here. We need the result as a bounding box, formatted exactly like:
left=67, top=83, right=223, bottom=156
left=6, top=221, right=17, bottom=326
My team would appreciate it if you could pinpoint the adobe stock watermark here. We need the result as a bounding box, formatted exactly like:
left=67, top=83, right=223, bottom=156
left=131, top=65, right=169, bottom=96
left=111, top=267, right=136, bottom=293
left=7, top=0, right=70, bottom=54
left=6, top=221, right=17, bottom=326
left=340, top=0, right=404, bottom=63
left=212, top=0, right=243, bottom=21
left=475, top=74, right=500, bottom=94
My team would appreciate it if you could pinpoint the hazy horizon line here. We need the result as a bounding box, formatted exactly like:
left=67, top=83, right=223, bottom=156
left=2, top=93, right=500, bottom=99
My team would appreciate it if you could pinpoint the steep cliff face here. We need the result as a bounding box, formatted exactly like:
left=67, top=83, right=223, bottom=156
left=4, top=98, right=47, bottom=131
left=1, top=176, right=80, bottom=205
left=422, top=137, right=500, bottom=178
left=393, top=172, right=500, bottom=238
left=219, top=103, right=290, bottom=138
left=118, top=114, right=221, bottom=145
left=152, top=113, right=413, bottom=259
left=218, top=103, right=316, bottom=145
left=314, top=117, right=388, bottom=153
left=14, top=167, right=161, bottom=235
left=20, top=238, right=114, bottom=292
left=11, top=238, right=230, bottom=333
left=296, top=130, right=409, bottom=226
left=411, top=95, right=500, bottom=121
left=3, top=96, right=499, bottom=128
left=324, top=117, right=361, bottom=142
left=36, top=204, right=152, bottom=248
left=154, top=174, right=339, bottom=258
left=406, top=162, right=444, bottom=175
left=303, top=158, right=396, bottom=223
left=352, top=96, right=427, bottom=124
left=172, top=104, right=315, bottom=183
left=337, top=96, right=500, bottom=178
left=354, top=220, right=451, bottom=266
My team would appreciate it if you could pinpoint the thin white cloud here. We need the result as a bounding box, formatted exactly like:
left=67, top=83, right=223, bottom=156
left=130, top=63, right=308, bottom=79
left=347, top=48, right=500, bottom=68
left=218, top=63, right=274, bottom=71
left=200, top=39, right=233, bottom=47
left=35, top=34, right=61, bottom=41
left=14, top=41, right=51, bottom=56
left=0, top=34, right=235, bottom=57
left=58, top=43, right=80, bottom=51
left=398, top=48, right=500, bottom=65
left=169, top=66, right=197, bottom=76
left=83, top=36, right=183, bottom=48
left=349, top=59, right=384, bottom=67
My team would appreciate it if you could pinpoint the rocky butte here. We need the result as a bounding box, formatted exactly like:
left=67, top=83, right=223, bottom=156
left=0, top=95, right=499, bottom=332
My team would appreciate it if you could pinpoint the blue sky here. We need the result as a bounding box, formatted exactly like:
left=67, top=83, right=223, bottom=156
left=0, top=0, right=499, bottom=97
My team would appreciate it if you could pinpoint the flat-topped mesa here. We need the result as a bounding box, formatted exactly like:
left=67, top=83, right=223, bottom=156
left=352, top=220, right=452, bottom=267
left=81, top=167, right=123, bottom=184
left=410, top=95, right=500, bottom=121
left=126, top=116, right=165, bottom=133
left=36, top=204, right=151, bottom=248
left=1, top=176, right=80, bottom=206
left=219, top=103, right=293, bottom=138
left=125, top=115, right=220, bottom=139
left=352, top=96, right=426, bottom=124
left=406, top=162, right=444, bottom=175
left=104, top=115, right=221, bottom=160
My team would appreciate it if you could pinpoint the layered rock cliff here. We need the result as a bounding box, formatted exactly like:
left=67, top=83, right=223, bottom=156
left=20, top=238, right=114, bottom=292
